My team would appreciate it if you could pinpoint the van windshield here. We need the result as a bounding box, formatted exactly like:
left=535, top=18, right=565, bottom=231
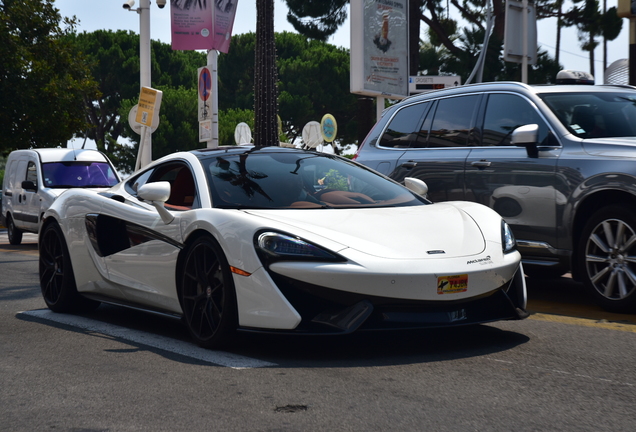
left=42, top=162, right=119, bottom=188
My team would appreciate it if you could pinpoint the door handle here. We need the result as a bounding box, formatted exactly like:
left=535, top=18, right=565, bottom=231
left=471, top=160, right=492, bottom=168
left=400, top=161, right=417, bottom=169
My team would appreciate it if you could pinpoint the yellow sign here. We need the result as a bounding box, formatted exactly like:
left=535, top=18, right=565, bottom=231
left=135, top=87, right=162, bottom=127
left=437, top=274, right=468, bottom=294
left=321, top=114, right=337, bottom=143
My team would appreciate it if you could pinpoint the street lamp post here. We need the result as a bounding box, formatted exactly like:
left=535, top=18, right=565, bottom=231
left=124, top=0, right=153, bottom=170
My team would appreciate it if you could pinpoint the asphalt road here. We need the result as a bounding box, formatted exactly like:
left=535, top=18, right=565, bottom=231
left=1, top=231, right=635, bottom=431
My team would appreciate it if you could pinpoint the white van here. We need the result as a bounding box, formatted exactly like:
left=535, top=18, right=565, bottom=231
left=1, top=148, right=120, bottom=245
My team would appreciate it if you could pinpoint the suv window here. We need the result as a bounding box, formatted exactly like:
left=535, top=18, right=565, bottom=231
left=378, top=102, right=429, bottom=148
left=482, top=93, right=551, bottom=146
left=427, top=95, right=480, bottom=148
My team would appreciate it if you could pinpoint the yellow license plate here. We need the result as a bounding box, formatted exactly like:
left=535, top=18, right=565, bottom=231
left=437, top=274, right=468, bottom=294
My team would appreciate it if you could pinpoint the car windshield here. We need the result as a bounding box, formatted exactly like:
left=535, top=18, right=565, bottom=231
left=539, top=91, right=636, bottom=139
left=42, top=161, right=119, bottom=188
left=201, top=150, right=426, bottom=209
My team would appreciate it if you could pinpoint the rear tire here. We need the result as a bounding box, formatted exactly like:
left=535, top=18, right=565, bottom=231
left=39, top=221, right=99, bottom=313
left=7, top=214, right=23, bottom=245
left=579, top=205, right=636, bottom=313
left=179, top=235, right=237, bottom=348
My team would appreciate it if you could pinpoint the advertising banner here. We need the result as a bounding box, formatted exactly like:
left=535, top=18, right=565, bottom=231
left=350, top=0, right=409, bottom=99
left=212, top=0, right=238, bottom=53
left=170, top=0, right=238, bottom=53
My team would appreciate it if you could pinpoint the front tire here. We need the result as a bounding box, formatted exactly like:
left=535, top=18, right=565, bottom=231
left=579, top=205, right=636, bottom=313
left=179, top=235, right=237, bottom=348
left=7, top=214, right=23, bottom=245
left=39, top=222, right=99, bottom=313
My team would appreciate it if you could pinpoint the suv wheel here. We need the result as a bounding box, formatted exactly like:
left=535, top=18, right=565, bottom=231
left=7, top=214, right=23, bottom=245
left=579, top=205, right=636, bottom=313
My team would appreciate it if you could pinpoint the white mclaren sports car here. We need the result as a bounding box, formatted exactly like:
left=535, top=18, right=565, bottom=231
left=39, top=146, right=527, bottom=348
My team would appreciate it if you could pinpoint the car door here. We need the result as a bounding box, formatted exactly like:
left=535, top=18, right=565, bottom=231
left=94, top=161, right=200, bottom=313
left=20, top=160, right=42, bottom=232
left=390, top=94, right=482, bottom=202
left=464, top=92, right=563, bottom=248
left=10, top=158, right=39, bottom=231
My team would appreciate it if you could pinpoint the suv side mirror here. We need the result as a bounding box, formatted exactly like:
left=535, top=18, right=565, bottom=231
left=21, top=180, right=37, bottom=191
left=511, top=124, right=539, bottom=158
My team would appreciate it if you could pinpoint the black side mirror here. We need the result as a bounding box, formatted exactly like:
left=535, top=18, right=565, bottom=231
left=21, top=180, right=37, bottom=191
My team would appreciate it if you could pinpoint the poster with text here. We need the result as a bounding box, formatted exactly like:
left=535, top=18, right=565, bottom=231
left=350, top=0, right=409, bottom=98
left=170, top=0, right=238, bottom=52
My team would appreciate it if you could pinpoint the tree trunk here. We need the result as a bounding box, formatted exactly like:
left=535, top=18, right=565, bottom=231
left=254, top=0, right=279, bottom=147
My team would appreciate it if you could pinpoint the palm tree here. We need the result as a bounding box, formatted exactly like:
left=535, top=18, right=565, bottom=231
left=254, top=0, right=279, bottom=147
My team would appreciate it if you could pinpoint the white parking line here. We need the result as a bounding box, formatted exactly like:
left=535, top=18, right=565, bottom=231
left=19, top=309, right=276, bottom=369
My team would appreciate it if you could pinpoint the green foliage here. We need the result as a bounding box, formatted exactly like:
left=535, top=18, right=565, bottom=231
left=320, top=169, right=348, bottom=191
left=0, top=0, right=98, bottom=154
left=220, top=32, right=358, bottom=147
left=421, top=25, right=561, bottom=84
left=219, top=109, right=255, bottom=145
left=69, top=30, right=205, bottom=161
left=562, top=0, right=623, bottom=74
left=285, top=0, right=348, bottom=41
left=119, top=86, right=200, bottom=173
left=283, top=0, right=565, bottom=84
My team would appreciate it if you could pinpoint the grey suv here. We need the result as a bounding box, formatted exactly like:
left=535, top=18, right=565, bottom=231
left=354, top=81, right=636, bottom=312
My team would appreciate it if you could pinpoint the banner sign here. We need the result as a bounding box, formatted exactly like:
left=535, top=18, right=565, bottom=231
left=170, top=0, right=238, bottom=53
left=350, top=0, right=409, bottom=99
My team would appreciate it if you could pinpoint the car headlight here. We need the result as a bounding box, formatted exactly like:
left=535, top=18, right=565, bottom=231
left=255, top=231, right=345, bottom=264
left=502, top=220, right=516, bottom=253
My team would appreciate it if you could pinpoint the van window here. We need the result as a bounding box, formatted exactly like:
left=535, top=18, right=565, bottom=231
left=428, top=95, right=480, bottom=148
left=26, top=162, right=38, bottom=184
left=5, top=160, right=17, bottom=189
left=378, top=102, right=429, bottom=148
left=482, top=93, right=550, bottom=146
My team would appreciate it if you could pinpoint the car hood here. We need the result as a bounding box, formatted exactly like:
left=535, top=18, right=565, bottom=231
left=582, top=137, right=636, bottom=157
left=245, top=203, right=486, bottom=259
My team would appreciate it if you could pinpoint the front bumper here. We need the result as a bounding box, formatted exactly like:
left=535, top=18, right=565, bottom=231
left=241, top=265, right=528, bottom=335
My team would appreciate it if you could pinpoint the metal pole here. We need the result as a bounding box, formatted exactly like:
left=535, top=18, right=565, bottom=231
left=522, top=0, right=528, bottom=84
left=208, top=50, right=219, bottom=149
left=376, top=96, right=384, bottom=121
left=631, top=18, right=636, bottom=86
left=139, top=0, right=152, bottom=167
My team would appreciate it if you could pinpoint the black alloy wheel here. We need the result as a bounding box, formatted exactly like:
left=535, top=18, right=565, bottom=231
left=7, top=214, right=23, bottom=245
left=39, top=221, right=99, bottom=313
left=180, top=235, right=237, bottom=348
left=580, top=205, right=636, bottom=313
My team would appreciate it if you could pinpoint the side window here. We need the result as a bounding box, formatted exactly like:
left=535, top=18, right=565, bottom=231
left=125, top=169, right=154, bottom=195
left=5, top=160, right=17, bottom=189
left=378, top=102, right=429, bottom=148
left=482, top=93, right=550, bottom=146
left=125, top=163, right=198, bottom=210
left=428, top=95, right=480, bottom=148
left=25, top=161, right=38, bottom=185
